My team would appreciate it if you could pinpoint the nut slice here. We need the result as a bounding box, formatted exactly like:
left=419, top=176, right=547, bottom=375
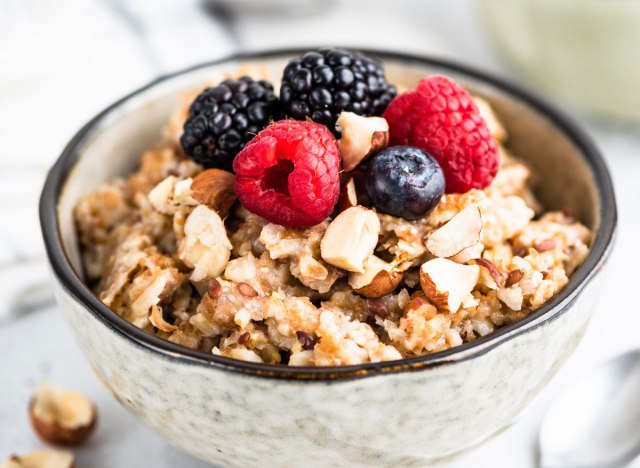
left=420, top=258, right=480, bottom=312
left=149, top=304, right=177, bottom=332
left=29, top=383, right=97, bottom=446
left=148, top=176, right=179, bottom=214
left=450, top=242, right=484, bottom=263
left=426, top=205, right=483, bottom=258
left=191, top=169, right=237, bottom=217
left=349, top=255, right=403, bottom=298
left=2, top=449, right=75, bottom=468
left=320, top=206, right=380, bottom=272
left=475, top=258, right=503, bottom=289
left=178, top=205, right=232, bottom=281
left=337, top=177, right=358, bottom=213
left=336, top=112, right=389, bottom=172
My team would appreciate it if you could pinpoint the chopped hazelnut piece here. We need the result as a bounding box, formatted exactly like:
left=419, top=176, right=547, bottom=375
left=178, top=205, right=232, bottom=281
left=348, top=255, right=403, bottom=298
left=475, top=258, right=503, bottom=286
left=420, top=258, right=480, bottom=313
left=426, top=204, right=483, bottom=258
left=336, top=112, right=389, bottom=172
left=1, top=449, right=75, bottom=468
left=320, top=206, right=380, bottom=273
left=337, top=177, right=358, bottom=213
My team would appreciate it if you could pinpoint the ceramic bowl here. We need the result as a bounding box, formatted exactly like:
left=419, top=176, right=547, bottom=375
left=40, top=49, right=616, bottom=467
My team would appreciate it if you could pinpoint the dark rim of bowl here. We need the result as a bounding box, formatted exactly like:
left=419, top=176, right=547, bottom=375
left=40, top=48, right=617, bottom=381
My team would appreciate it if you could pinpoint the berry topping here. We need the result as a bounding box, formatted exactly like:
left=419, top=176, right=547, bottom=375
left=233, top=120, right=341, bottom=227
left=180, top=77, right=282, bottom=171
left=280, top=48, right=397, bottom=134
left=365, top=146, right=445, bottom=220
left=383, top=76, right=499, bottom=193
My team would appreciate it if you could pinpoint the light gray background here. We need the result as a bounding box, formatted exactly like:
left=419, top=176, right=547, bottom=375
left=1, top=1, right=639, bottom=466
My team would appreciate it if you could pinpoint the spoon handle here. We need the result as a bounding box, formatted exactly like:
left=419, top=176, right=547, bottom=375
left=0, top=257, right=54, bottom=324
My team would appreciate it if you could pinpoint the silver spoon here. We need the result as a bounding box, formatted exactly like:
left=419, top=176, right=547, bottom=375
left=539, top=350, right=640, bottom=467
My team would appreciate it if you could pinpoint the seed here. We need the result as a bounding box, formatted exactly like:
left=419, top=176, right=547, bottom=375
left=296, top=331, right=318, bottom=350
left=505, top=270, right=524, bottom=288
left=366, top=298, right=390, bottom=319
left=207, top=279, right=222, bottom=298
left=536, top=239, right=556, bottom=252
left=513, top=246, right=527, bottom=257
left=238, top=332, right=250, bottom=345
left=237, top=282, right=258, bottom=297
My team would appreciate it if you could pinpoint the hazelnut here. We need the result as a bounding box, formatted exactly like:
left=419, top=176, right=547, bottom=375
left=148, top=175, right=178, bottom=214
left=2, top=449, right=75, bottom=468
left=29, top=383, right=97, bottom=446
left=426, top=204, right=483, bottom=258
left=148, top=176, right=199, bottom=215
left=474, top=258, right=503, bottom=288
left=498, top=285, right=524, bottom=311
left=349, top=255, right=403, bottom=298
left=178, top=205, right=232, bottom=281
left=320, top=206, right=380, bottom=272
left=336, top=112, right=389, bottom=172
left=190, top=169, right=237, bottom=217
left=420, top=258, right=480, bottom=313
left=337, top=177, right=358, bottom=213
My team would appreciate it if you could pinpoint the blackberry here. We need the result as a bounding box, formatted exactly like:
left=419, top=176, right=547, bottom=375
left=180, top=76, right=281, bottom=171
left=280, top=48, right=397, bottom=134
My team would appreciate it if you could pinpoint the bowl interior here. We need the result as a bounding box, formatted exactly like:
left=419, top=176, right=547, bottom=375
left=58, top=53, right=600, bottom=278
left=46, top=50, right=613, bottom=377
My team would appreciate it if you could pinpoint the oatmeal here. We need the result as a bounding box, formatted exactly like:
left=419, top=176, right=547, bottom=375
left=75, top=49, right=591, bottom=366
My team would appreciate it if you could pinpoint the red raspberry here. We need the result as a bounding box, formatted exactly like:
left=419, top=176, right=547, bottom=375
left=383, top=76, right=499, bottom=193
left=233, top=120, right=340, bottom=228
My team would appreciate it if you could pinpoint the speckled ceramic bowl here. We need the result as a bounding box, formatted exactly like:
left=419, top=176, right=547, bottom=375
left=40, top=49, right=616, bottom=467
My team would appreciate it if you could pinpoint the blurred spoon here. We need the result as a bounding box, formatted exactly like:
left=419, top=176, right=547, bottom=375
left=539, top=350, right=640, bottom=467
left=0, top=257, right=54, bottom=324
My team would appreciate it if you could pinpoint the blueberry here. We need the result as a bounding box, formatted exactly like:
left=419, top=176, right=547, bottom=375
left=365, top=146, right=445, bottom=220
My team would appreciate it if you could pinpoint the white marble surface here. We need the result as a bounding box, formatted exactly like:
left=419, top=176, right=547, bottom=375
left=1, top=0, right=639, bottom=466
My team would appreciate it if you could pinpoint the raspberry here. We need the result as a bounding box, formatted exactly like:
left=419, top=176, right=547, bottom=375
left=233, top=120, right=340, bottom=228
left=383, top=76, right=499, bottom=193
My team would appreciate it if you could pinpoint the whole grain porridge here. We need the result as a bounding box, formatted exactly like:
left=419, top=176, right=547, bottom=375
left=75, top=49, right=592, bottom=366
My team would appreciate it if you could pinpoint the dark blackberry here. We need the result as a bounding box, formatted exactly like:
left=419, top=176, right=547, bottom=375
left=280, top=48, right=397, bottom=134
left=180, top=76, right=281, bottom=171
